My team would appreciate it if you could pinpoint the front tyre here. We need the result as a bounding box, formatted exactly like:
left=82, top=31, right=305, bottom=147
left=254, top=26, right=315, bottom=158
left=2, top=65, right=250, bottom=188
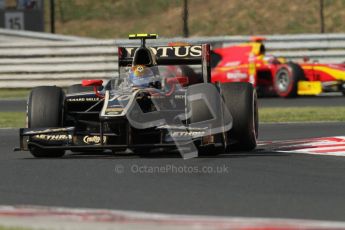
left=27, top=86, right=65, bottom=158
left=219, top=82, right=258, bottom=151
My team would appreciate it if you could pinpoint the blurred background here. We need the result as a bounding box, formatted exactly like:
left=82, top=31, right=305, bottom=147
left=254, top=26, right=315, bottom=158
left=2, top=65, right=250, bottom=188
left=0, top=0, right=344, bottom=128
left=2, top=0, right=345, bottom=38
left=47, top=0, right=345, bottom=38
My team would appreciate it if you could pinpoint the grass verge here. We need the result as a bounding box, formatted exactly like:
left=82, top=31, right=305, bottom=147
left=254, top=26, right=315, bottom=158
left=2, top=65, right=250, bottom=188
left=0, top=112, right=25, bottom=128
left=0, top=107, right=344, bottom=128
left=0, top=89, right=30, bottom=99
left=260, top=107, right=345, bottom=123
left=42, top=0, right=345, bottom=38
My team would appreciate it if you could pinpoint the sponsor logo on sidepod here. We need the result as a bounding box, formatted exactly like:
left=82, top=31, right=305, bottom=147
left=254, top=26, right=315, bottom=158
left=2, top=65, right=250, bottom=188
left=83, top=135, right=107, bottom=144
left=67, top=97, right=100, bottom=102
left=170, top=131, right=205, bottom=138
left=33, top=134, right=69, bottom=141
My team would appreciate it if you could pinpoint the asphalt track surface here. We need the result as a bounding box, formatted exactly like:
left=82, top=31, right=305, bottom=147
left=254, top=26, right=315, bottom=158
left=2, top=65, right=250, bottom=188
left=0, top=95, right=344, bottom=112
left=0, top=122, right=345, bottom=221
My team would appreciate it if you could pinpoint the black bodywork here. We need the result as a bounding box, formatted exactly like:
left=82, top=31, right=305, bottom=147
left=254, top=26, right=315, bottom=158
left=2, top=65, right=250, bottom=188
left=16, top=37, right=234, bottom=158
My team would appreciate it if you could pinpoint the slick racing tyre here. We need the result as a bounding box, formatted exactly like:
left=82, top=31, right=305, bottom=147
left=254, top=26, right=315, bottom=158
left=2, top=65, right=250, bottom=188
left=274, top=62, right=305, bottom=98
left=27, top=86, right=65, bottom=158
left=219, top=82, right=258, bottom=151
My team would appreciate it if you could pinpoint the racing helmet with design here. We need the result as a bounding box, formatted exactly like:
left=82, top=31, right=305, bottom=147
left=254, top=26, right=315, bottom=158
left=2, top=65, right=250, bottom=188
left=129, top=65, right=156, bottom=87
left=127, top=34, right=160, bottom=88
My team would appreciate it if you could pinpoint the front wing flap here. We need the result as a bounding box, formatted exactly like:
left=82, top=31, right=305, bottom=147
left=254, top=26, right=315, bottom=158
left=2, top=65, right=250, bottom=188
left=19, top=127, right=75, bottom=151
left=16, top=126, right=197, bottom=152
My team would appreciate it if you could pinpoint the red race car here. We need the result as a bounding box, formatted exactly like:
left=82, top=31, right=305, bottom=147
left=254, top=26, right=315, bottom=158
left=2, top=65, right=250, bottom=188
left=211, top=37, right=345, bottom=97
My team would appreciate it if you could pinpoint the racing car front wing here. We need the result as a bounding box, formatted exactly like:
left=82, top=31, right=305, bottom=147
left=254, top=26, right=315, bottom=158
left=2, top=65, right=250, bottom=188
left=14, top=126, right=216, bottom=152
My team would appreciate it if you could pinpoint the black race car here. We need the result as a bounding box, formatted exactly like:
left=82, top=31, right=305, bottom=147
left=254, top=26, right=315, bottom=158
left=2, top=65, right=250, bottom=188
left=16, top=34, right=258, bottom=159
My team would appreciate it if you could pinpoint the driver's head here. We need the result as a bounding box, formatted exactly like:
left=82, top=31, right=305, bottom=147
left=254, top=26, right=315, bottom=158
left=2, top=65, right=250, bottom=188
left=129, top=65, right=155, bottom=87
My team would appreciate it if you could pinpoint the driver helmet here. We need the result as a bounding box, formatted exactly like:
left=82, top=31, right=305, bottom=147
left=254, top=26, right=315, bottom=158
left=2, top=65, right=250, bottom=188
left=129, top=65, right=155, bottom=88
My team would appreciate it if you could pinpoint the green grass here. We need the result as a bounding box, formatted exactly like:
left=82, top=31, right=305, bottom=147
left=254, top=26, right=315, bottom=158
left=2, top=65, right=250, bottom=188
left=260, top=107, right=345, bottom=123
left=0, top=112, right=26, bottom=128
left=0, top=89, right=30, bottom=99
left=41, top=0, right=345, bottom=38
left=1, top=107, right=344, bottom=128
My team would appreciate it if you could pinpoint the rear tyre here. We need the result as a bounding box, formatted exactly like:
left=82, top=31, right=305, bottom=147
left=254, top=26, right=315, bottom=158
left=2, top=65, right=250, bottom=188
left=274, top=62, right=305, bottom=98
left=27, top=86, right=65, bottom=158
left=219, top=82, right=258, bottom=151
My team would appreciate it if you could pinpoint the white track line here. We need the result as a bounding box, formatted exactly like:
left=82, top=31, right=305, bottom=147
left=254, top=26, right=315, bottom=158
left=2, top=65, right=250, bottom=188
left=0, top=205, right=345, bottom=230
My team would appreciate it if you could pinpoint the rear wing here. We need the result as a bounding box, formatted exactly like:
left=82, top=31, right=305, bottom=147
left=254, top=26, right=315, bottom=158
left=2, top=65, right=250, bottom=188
left=118, top=44, right=211, bottom=82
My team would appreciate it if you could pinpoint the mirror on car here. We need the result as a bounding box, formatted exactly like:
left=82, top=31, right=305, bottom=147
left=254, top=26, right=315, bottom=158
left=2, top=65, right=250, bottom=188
left=82, top=79, right=103, bottom=87
left=81, top=79, right=104, bottom=98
